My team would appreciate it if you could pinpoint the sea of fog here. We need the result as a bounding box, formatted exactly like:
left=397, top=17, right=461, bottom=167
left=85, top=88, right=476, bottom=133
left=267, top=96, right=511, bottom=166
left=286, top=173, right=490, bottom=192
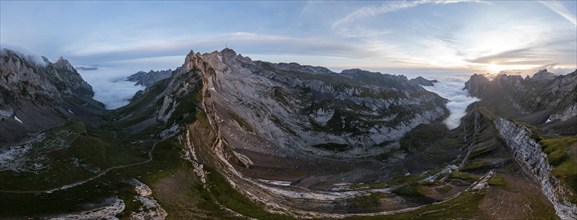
left=418, top=73, right=479, bottom=129
left=79, top=67, right=478, bottom=129
left=78, top=67, right=145, bottom=110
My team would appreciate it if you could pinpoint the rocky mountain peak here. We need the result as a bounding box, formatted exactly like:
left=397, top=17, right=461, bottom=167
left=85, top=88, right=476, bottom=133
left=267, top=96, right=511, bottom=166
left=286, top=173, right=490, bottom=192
left=181, top=50, right=203, bottom=73
left=531, top=69, right=556, bottom=81
left=41, top=56, right=50, bottom=64
left=464, top=74, right=489, bottom=91
left=220, top=47, right=237, bottom=58
left=53, top=56, right=76, bottom=72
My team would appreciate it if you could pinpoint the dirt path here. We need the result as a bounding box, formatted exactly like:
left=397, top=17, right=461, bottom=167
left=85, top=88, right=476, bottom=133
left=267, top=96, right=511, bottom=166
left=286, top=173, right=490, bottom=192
left=0, top=141, right=159, bottom=194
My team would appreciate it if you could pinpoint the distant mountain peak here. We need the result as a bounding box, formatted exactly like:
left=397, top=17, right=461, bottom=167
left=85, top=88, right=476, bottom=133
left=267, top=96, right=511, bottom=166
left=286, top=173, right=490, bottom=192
left=531, top=69, right=556, bottom=81
left=126, top=69, right=174, bottom=87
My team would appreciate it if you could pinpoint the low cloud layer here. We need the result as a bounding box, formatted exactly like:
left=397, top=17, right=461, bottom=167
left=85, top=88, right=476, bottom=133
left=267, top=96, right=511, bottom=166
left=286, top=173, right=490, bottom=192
left=421, top=74, right=479, bottom=129
left=78, top=67, right=145, bottom=109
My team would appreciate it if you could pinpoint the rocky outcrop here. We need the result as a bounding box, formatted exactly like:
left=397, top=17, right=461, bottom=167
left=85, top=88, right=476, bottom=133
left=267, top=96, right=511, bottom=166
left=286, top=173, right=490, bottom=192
left=494, top=118, right=577, bottom=219
left=129, top=179, right=167, bottom=220
left=126, top=69, right=173, bottom=87
left=0, top=49, right=104, bottom=145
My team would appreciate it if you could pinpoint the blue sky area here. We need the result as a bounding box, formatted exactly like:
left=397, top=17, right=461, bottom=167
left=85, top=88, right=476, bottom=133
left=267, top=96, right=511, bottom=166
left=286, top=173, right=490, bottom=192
left=1, top=0, right=576, bottom=75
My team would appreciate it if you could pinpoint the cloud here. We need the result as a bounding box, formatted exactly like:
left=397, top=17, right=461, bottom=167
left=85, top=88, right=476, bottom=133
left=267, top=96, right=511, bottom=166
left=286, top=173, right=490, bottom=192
left=466, top=48, right=544, bottom=64
left=421, top=76, right=479, bottom=129
left=539, top=1, right=577, bottom=26
left=78, top=67, right=145, bottom=109
left=0, top=44, right=47, bottom=67
left=63, top=32, right=379, bottom=66
left=332, top=0, right=485, bottom=28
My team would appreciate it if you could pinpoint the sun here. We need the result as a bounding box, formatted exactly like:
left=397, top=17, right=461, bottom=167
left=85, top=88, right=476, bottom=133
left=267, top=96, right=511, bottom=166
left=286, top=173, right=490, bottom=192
left=486, top=63, right=502, bottom=73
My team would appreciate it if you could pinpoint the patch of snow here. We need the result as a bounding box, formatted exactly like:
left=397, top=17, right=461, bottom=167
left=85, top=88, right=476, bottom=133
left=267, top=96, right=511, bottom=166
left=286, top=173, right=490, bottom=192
left=14, top=116, right=23, bottom=123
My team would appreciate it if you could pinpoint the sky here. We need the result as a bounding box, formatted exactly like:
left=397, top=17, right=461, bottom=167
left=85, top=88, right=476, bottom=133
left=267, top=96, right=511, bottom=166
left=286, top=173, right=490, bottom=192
left=1, top=0, right=576, bottom=75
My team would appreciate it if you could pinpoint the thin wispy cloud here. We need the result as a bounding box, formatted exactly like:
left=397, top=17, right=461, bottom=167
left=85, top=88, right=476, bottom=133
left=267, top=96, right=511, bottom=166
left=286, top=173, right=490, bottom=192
left=332, top=0, right=485, bottom=28
left=540, top=0, right=577, bottom=26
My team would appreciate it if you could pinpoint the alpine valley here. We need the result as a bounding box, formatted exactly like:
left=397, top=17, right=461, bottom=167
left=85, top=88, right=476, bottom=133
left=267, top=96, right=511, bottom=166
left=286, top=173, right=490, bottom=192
left=1, top=48, right=576, bottom=219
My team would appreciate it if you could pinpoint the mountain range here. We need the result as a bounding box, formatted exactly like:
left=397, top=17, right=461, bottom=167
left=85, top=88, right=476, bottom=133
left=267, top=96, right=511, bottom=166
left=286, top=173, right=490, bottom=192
left=0, top=48, right=576, bottom=219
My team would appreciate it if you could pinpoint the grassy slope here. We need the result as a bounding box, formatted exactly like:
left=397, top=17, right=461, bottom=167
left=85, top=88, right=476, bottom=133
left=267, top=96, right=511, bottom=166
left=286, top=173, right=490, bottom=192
left=539, top=136, right=577, bottom=203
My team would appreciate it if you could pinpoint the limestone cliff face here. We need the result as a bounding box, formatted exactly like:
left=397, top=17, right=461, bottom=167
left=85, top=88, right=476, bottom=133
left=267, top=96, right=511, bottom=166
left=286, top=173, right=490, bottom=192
left=494, top=118, right=577, bottom=219
left=0, top=49, right=103, bottom=145
left=171, top=49, right=448, bottom=158
left=465, top=70, right=577, bottom=121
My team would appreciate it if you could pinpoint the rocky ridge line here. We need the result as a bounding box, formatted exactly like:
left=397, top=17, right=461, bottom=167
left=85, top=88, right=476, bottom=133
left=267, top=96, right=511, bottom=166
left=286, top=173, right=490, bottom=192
left=494, top=118, right=577, bottom=219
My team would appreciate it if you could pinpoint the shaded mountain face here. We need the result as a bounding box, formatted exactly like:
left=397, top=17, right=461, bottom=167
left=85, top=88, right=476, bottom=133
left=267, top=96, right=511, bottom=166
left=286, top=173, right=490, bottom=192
left=465, top=70, right=577, bottom=124
left=126, top=69, right=173, bottom=87
left=0, top=49, right=105, bottom=144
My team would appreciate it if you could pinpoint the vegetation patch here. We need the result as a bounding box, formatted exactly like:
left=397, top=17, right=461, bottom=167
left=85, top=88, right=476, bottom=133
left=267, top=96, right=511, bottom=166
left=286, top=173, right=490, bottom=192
left=462, top=159, right=493, bottom=171
left=400, top=122, right=447, bottom=152
left=205, top=167, right=293, bottom=220
left=312, top=142, right=350, bottom=152
left=392, top=184, right=426, bottom=198
left=350, top=182, right=387, bottom=190
left=347, top=192, right=389, bottom=211
left=272, top=87, right=289, bottom=106
left=450, top=171, right=481, bottom=182
left=433, top=184, right=453, bottom=194
left=270, top=115, right=295, bottom=135
left=539, top=136, right=577, bottom=202
left=386, top=172, right=429, bottom=186
left=487, top=175, right=507, bottom=186
left=344, top=192, right=486, bottom=220
left=229, top=111, right=254, bottom=133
